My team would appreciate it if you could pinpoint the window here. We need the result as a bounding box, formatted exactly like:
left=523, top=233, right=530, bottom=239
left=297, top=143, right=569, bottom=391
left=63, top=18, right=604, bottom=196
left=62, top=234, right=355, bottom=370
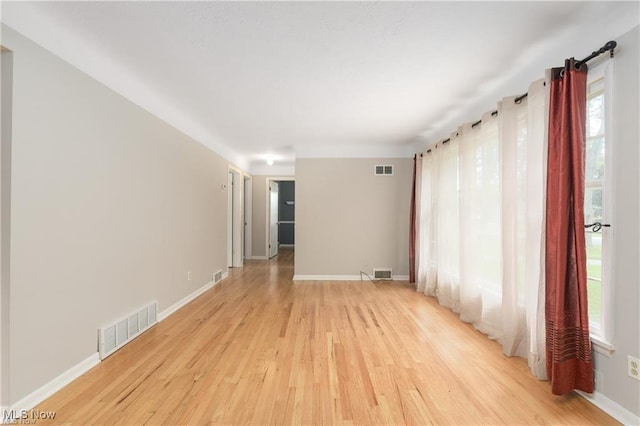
left=584, top=60, right=614, bottom=350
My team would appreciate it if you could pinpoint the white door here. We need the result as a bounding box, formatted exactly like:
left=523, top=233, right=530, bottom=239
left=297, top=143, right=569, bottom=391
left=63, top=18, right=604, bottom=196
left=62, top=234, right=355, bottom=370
left=231, top=170, right=243, bottom=268
left=269, top=181, right=279, bottom=258
left=243, top=177, right=251, bottom=260
left=227, top=171, right=233, bottom=267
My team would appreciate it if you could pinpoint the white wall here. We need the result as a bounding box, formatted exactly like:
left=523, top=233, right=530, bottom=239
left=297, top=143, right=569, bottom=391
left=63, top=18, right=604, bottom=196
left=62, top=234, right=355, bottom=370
left=3, top=25, right=231, bottom=405
left=592, top=25, right=639, bottom=417
left=295, top=158, right=412, bottom=277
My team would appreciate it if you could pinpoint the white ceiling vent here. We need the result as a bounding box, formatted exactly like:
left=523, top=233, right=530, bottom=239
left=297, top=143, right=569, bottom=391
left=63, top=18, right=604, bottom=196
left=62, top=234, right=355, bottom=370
left=374, top=165, right=394, bottom=176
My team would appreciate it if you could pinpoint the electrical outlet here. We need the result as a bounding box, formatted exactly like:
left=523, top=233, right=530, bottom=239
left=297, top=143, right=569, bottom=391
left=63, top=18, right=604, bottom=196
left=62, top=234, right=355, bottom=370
left=187, top=271, right=192, bottom=281
left=629, top=355, right=640, bottom=381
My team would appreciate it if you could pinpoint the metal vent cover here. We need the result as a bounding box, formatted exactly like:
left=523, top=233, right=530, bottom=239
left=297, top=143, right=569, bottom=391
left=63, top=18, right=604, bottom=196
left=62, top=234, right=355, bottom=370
left=374, top=165, right=394, bottom=176
left=373, top=268, right=393, bottom=280
left=98, top=301, right=158, bottom=360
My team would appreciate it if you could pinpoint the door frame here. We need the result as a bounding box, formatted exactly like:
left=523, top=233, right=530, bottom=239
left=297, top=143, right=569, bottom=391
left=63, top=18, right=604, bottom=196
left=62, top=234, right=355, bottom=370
left=265, top=177, right=294, bottom=259
left=243, top=176, right=252, bottom=261
left=268, top=181, right=279, bottom=258
left=227, top=166, right=244, bottom=268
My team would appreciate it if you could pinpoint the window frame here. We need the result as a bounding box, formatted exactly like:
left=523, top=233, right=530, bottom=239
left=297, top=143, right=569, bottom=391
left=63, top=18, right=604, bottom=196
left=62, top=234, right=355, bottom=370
left=585, top=58, right=615, bottom=356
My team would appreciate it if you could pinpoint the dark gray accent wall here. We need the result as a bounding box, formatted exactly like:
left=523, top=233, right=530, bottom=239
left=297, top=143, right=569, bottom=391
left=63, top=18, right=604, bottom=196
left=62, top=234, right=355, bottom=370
left=278, top=181, right=295, bottom=245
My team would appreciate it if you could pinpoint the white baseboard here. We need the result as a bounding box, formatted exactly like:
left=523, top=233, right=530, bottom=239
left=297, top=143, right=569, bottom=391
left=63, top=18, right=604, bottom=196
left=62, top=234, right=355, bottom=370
left=293, top=275, right=363, bottom=281
left=10, top=353, right=100, bottom=414
left=576, top=390, right=640, bottom=425
left=159, top=278, right=223, bottom=322
left=393, top=275, right=410, bottom=281
left=279, top=244, right=295, bottom=248
left=247, top=256, right=268, bottom=260
left=293, top=274, right=409, bottom=281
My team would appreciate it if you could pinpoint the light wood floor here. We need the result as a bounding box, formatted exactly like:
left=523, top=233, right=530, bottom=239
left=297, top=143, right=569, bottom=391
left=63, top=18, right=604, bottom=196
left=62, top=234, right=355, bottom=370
left=36, top=248, right=616, bottom=425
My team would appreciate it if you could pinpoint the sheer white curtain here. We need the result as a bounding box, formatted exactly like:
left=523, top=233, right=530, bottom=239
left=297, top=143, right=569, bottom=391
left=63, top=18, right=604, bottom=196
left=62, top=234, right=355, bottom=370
left=416, top=149, right=437, bottom=296
left=433, top=131, right=461, bottom=311
left=416, top=152, right=430, bottom=294
left=459, top=112, right=502, bottom=337
left=500, top=78, right=549, bottom=378
left=416, top=130, right=460, bottom=301
left=415, top=77, right=549, bottom=379
left=458, top=122, right=483, bottom=326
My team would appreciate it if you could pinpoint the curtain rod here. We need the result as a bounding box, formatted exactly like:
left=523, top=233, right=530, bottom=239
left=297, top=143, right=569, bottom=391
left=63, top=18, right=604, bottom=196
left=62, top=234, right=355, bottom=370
left=441, top=110, right=498, bottom=144
left=577, top=40, right=617, bottom=67
left=471, top=110, right=499, bottom=128
left=425, top=40, right=617, bottom=153
left=514, top=40, right=617, bottom=104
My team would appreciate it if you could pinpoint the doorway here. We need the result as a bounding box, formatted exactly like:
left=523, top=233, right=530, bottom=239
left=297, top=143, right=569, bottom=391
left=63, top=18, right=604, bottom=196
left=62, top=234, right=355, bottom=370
left=266, top=177, right=295, bottom=260
left=268, top=181, right=279, bottom=258
left=243, top=176, right=252, bottom=261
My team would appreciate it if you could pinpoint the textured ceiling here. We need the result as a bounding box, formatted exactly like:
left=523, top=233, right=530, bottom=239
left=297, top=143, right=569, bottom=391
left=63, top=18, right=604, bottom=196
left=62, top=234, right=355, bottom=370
left=2, top=1, right=638, bottom=173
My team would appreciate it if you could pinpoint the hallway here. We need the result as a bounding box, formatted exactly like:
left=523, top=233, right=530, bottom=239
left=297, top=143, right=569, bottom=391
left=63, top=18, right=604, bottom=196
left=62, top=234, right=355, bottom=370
left=34, top=249, right=615, bottom=424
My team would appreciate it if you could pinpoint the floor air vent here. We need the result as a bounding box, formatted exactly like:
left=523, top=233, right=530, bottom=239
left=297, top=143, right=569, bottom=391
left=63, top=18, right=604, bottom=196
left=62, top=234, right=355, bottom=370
left=98, top=301, right=158, bottom=360
left=373, top=268, right=393, bottom=280
left=214, top=270, right=223, bottom=283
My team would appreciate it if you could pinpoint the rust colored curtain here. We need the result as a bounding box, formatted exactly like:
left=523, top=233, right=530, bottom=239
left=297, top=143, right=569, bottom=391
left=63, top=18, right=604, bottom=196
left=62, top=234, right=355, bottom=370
left=545, top=58, right=594, bottom=395
left=409, top=154, right=417, bottom=283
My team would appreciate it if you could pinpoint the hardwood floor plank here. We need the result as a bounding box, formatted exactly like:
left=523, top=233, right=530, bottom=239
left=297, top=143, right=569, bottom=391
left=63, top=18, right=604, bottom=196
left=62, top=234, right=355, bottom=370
left=32, top=248, right=618, bottom=425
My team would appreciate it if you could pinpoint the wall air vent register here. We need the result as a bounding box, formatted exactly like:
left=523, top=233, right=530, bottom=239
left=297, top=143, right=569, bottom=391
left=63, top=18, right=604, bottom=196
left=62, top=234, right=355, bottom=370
left=374, top=165, right=394, bottom=176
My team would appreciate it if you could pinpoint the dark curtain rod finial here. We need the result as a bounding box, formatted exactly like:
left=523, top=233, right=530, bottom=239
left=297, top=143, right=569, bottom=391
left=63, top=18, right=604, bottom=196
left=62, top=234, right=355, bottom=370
left=577, top=40, right=617, bottom=67
left=513, top=39, right=616, bottom=105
